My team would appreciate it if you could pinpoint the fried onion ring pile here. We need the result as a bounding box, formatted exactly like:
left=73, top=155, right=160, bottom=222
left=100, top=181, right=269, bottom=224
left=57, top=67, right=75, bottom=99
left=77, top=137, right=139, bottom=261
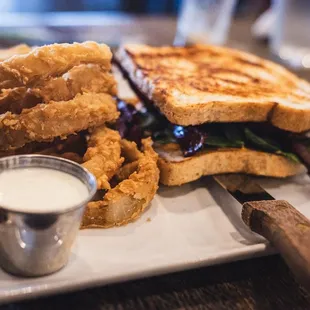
left=0, top=43, right=160, bottom=228
left=0, top=42, right=118, bottom=150
left=0, top=64, right=117, bottom=115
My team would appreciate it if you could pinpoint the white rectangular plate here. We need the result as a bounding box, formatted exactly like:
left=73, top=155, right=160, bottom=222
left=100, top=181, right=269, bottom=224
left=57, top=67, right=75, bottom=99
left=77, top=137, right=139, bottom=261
left=1, top=74, right=310, bottom=303
left=0, top=174, right=310, bottom=303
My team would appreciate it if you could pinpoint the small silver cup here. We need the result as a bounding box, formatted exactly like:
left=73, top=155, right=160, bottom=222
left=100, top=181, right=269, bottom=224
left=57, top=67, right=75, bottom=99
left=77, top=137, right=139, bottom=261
left=0, top=155, right=96, bottom=277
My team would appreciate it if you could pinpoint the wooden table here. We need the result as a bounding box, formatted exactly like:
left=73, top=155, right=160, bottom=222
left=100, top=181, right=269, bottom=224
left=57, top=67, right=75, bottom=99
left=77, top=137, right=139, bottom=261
left=0, top=15, right=310, bottom=310
left=1, top=255, right=309, bottom=310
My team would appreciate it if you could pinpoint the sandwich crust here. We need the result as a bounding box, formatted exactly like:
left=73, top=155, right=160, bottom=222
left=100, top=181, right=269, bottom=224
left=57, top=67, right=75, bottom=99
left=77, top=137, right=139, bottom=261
left=116, top=44, right=310, bottom=133
left=156, top=145, right=306, bottom=186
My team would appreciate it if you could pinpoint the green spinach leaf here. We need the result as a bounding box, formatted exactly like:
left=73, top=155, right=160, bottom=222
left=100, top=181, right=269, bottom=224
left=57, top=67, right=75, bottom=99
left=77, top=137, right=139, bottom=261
left=153, top=129, right=176, bottom=144
left=222, top=124, right=245, bottom=147
left=244, top=128, right=300, bottom=163
left=276, top=151, right=300, bottom=163
left=244, top=128, right=279, bottom=152
left=205, top=135, right=242, bottom=148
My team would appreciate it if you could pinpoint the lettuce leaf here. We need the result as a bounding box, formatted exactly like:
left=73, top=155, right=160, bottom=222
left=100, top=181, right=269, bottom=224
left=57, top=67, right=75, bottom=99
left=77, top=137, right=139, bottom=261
left=244, top=128, right=279, bottom=152
left=244, top=128, right=300, bottom=162
left=276, top=151, right=300, bottom=163
left=222, top=124, right=245, bottom=147
left=205, top=135, right=242, bottom=148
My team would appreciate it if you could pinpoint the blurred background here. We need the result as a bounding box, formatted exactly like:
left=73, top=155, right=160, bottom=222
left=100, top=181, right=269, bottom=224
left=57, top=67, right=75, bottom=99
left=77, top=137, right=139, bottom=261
left=0, top=0, right=270, bottom=46
left=0, top=0, right=269, bottom=14
left=0, top=0, right=309, bottom=71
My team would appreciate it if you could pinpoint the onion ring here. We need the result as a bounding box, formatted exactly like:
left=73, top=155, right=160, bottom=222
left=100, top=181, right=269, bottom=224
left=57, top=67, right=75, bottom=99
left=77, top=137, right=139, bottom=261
left=82, top=126, right=124, bottom=190
left=82, top=138, right=159, bottom=228
left=0, top=92, right=119, bottom=151
left=0, top=41, right=112, bottom=89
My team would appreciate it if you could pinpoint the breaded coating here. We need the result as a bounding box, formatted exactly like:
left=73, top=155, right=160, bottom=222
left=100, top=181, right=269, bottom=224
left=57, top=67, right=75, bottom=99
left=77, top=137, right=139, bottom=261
left=62, top=64, right=117, bottom=97
left=32, top=64, right=117, bottom=102
left=0, top=133, right=87, bottom=160
left=0, top=64, right=117, bottom=114
left=82, top=126, right=124, bottom=190
left=114, top=160, right=139, bottom=182
left=0, top=41, right=112, bottom=88
left=0, top=87, right=37, bottom=115
left=120, top=139, right=142, bottom=162
left=0, top=93, right=119, bottom=151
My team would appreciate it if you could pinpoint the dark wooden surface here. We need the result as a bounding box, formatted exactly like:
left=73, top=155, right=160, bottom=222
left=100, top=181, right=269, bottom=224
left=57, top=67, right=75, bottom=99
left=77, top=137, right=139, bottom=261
left=1, top=15, right=310, bottom=310
left=1, top=255, right=309, bottom=310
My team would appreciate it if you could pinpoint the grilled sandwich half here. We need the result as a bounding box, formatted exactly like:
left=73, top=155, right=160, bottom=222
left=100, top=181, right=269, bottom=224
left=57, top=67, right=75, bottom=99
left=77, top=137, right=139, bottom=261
left=115, top=44, right=310, bottom=186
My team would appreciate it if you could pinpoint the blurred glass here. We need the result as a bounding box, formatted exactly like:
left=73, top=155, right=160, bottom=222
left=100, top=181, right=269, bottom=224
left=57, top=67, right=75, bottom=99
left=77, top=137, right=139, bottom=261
left=271, top=0, right=310, bottom=69
left=174, top=0, right=237, bottom=46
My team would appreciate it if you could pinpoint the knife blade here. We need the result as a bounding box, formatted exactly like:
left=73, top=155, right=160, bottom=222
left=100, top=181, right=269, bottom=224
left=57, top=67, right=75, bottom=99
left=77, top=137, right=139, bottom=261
left=213, top=174, right=310, bottom=291
left=214, top=174, right=274, bottom=204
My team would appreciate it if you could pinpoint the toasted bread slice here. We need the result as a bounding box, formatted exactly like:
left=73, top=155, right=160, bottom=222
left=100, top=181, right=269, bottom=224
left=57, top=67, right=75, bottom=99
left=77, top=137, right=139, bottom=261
left=155, top=143, right=306, bottom=186
left=115, top=44, right=310, bottom=133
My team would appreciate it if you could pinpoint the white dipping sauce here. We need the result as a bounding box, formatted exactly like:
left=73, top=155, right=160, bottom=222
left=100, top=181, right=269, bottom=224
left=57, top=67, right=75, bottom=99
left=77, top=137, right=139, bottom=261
left=0, top=168, right=89, bottom=213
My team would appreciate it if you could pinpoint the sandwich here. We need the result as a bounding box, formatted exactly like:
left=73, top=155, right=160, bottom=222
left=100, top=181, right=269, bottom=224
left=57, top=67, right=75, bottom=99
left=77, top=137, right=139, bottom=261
left=114, top=44, right=310, bottom=186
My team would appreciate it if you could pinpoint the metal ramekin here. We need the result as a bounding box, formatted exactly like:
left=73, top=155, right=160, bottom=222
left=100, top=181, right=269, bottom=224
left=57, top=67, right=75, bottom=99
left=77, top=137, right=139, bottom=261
left=0, top=155, right=97, bottom=277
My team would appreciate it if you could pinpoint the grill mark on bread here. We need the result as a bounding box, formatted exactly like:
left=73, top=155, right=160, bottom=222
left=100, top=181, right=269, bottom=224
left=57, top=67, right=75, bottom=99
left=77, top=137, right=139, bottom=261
left=236, top=57, right=263, bottom=68
left=125, top=49, right=287, bottom=97
left=214, top=78, right=251, bottom=86
left=200, top=67, right=262, bottom=85
left=124, top=45, right=304, bottom=88
left=127, top=46, right=220, bottom=59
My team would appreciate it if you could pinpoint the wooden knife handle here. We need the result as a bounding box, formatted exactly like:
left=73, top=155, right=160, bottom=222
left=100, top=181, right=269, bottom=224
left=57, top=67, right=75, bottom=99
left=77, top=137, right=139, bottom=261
left=242, top=200, right=310, bottom=290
